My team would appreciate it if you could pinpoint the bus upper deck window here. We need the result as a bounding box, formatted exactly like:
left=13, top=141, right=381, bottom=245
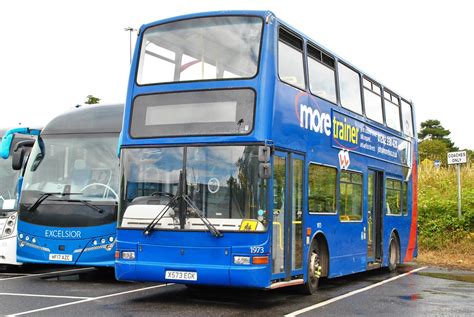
left=338, top=63, right=362, bottom=115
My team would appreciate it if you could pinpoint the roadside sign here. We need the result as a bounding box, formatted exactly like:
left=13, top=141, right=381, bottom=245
left=447, top=151, right=467, bottom=165
left=434, top=160, right=440, bottom=168
left=447, top=150, right=467, bottom=219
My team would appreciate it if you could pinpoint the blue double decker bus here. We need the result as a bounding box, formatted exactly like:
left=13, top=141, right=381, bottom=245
left=115, top=11, right=417, bottom=293
left=17, top=104, right=123, bottom=267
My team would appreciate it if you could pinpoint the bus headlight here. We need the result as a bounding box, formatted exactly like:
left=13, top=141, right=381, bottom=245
left=121, top=251, right=135, bottom=260
left=233, top=256, right=251, bottom=265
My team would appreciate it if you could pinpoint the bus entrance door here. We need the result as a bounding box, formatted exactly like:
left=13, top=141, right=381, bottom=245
left=367, top=170, right=383, bottom=265
left=271, top=152, right=304, bottom=281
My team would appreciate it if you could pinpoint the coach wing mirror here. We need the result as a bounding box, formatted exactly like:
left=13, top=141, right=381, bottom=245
left=12, top=139, right=35, bottom=170
left=258, top=163, right=271, bottom=179
left=0, top=134, right=14, bottom=160
left=258, top=146, right=271, bottom=162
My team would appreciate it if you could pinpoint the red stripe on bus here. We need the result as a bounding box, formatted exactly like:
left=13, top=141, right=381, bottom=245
left=404, top=153, right=418, bottom=262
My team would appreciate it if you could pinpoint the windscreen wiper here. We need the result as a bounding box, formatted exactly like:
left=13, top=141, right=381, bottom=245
left=181, top=194, right=223, bottom=238
left=144, top=172, right=184, bottom=236
left=27, top=192, right=82, bottom=212
left=58, top=199, right=105, bottom=214
left=143, top=194, right=179, bottom=236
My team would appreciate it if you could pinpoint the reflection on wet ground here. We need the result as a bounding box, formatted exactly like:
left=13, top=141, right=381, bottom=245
left=417, top=271, right=474, bottom=283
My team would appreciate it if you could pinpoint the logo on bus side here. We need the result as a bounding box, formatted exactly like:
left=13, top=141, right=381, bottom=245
left=338, top=150, right=351, bottom=170
left=298, top=103, right=331, bottom=136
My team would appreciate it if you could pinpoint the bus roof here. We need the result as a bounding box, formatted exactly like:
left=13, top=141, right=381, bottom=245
left=42, top=104, right=124, bottom=135
left=139, top=10, right=412, bottom=104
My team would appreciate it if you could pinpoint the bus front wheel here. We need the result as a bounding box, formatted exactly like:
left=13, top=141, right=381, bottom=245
left=300, top=243, right=322, bottom=295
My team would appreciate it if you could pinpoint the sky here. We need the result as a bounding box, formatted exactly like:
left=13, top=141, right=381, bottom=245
left=0, top=0, right=473, bottom=149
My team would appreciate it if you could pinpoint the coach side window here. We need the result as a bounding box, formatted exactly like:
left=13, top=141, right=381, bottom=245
left=363, top=78, right=383, bottom=124
left=401, top=100, right=414, bottom=137
left=308, top=164, right=337, bottom=213
left=338, top=63, right=363, bottom=115
left=278, top=29, right=305, bottom=90
left=339, top=171, right=363, bottom=221
left=307, top=45, right=337, bottom=104
left=384, top=90, right=401, bottom=131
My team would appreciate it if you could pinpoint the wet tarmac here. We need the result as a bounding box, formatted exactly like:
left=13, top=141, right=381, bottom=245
left=0, top=264, right=472, bottom=316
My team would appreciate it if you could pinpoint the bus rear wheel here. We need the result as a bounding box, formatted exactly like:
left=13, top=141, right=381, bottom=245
left=388, top=236, right=399, bottom=272
left=300, top=243, right=322, bottom=295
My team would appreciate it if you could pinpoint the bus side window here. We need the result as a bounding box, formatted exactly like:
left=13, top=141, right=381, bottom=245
left=363, top=78, right=383, bottom=124
left=308, top=164, right=337, bottom=213
left=307, top=44, right=337, bottom=104
left=384, top=90, right=402, bottom=132
left=278, top=28, right=305, bottom=90
left=338, top=63, right=363, bottom=115
left=386, top=178, right=402, bottom=215
left=401, top=100, right=414, bottom=137
left=339, top=171, right=363, bottom=221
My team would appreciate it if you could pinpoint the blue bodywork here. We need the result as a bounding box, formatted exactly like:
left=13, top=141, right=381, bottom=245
left=116, top=10, right=418, bottom=287
left=15, top=104, right=123, bottom=268
left=17, top=222, right=116, bottom=266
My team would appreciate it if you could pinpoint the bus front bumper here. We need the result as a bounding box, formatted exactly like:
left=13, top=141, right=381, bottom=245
left=116, top=259, right=270, bottom=288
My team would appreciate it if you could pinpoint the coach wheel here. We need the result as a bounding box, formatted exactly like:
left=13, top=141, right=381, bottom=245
left=388, top=236, right=399, bottom=272
left=300, top=243, right=322, bottom=295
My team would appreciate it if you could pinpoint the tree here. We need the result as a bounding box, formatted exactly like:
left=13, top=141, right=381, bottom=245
left=85, top=95, right=101, bottom=105
left=418, top=139, right=449, bottom=165
left=418, top=119, right=457, bottom=151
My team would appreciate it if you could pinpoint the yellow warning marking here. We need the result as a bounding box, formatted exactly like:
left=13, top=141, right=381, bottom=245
left=240, top=219, right=259, bottom=231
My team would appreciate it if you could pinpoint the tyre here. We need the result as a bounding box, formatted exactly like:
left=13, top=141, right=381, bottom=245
left=299, top=242, right=322, bottom=295
left=388, top=236, right=399, bottom=272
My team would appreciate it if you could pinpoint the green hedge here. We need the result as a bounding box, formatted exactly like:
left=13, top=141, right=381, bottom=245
left=418, top=161, right=474, bottom=250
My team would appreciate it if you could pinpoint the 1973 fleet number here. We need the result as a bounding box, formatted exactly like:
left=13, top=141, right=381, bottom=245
left=250, top=246, right=264, bottom=254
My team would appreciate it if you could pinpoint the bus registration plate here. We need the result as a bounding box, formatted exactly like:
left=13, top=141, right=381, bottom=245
left=49, top=254, right=73, bottom=262
left=165, top=270, right=197, bottom=281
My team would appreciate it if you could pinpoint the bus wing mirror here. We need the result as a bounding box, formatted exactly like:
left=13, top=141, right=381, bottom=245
left=12, top=147, right=26, bottom=170
left=258, top=146, right=271, bottom=162
left=258, top=163, right=271, bottom=179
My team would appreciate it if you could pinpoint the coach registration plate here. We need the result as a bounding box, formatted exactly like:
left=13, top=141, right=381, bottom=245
left=165, top=270, right=197, bottom=281
left=49, top=254, right=73, bottom=262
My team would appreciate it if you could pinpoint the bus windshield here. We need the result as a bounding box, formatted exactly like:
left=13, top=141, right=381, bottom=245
left=18, top=134, right=119, bottom=227
left=0, top=149, right=19, bottom=211
left=120, top=145, right=268, bottom=232
left=21, top=134, right=119, bottom=204
left=137, top=16, right=263, bottom=85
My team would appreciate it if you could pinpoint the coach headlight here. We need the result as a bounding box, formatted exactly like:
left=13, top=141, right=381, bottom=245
left=2, top=213, right=17, bottom=238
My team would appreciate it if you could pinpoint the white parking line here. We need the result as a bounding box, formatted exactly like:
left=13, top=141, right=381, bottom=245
left=285, top=266, right=427, bottom=317
left=0, top=267, right=94, bottom=281
left=7, top=283, right=172, bottom=316
left=0, top=292, right=90, bottom=300
left=0, top=273, right=35, bottom=276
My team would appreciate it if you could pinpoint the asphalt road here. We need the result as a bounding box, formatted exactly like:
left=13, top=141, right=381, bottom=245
left=0, top=264, right=472, bottom=316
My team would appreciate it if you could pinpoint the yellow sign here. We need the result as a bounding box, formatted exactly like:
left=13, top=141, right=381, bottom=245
left=240, top=219, right=258, bottom=231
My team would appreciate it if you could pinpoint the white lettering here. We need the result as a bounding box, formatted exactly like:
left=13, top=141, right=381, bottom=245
left=44, top=230, right=82, bottom=239
left=299, top=103, right=331, bottom=136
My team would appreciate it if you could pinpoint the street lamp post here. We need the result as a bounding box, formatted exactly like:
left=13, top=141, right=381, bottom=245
left=124, top=27, right=137, bottom=64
